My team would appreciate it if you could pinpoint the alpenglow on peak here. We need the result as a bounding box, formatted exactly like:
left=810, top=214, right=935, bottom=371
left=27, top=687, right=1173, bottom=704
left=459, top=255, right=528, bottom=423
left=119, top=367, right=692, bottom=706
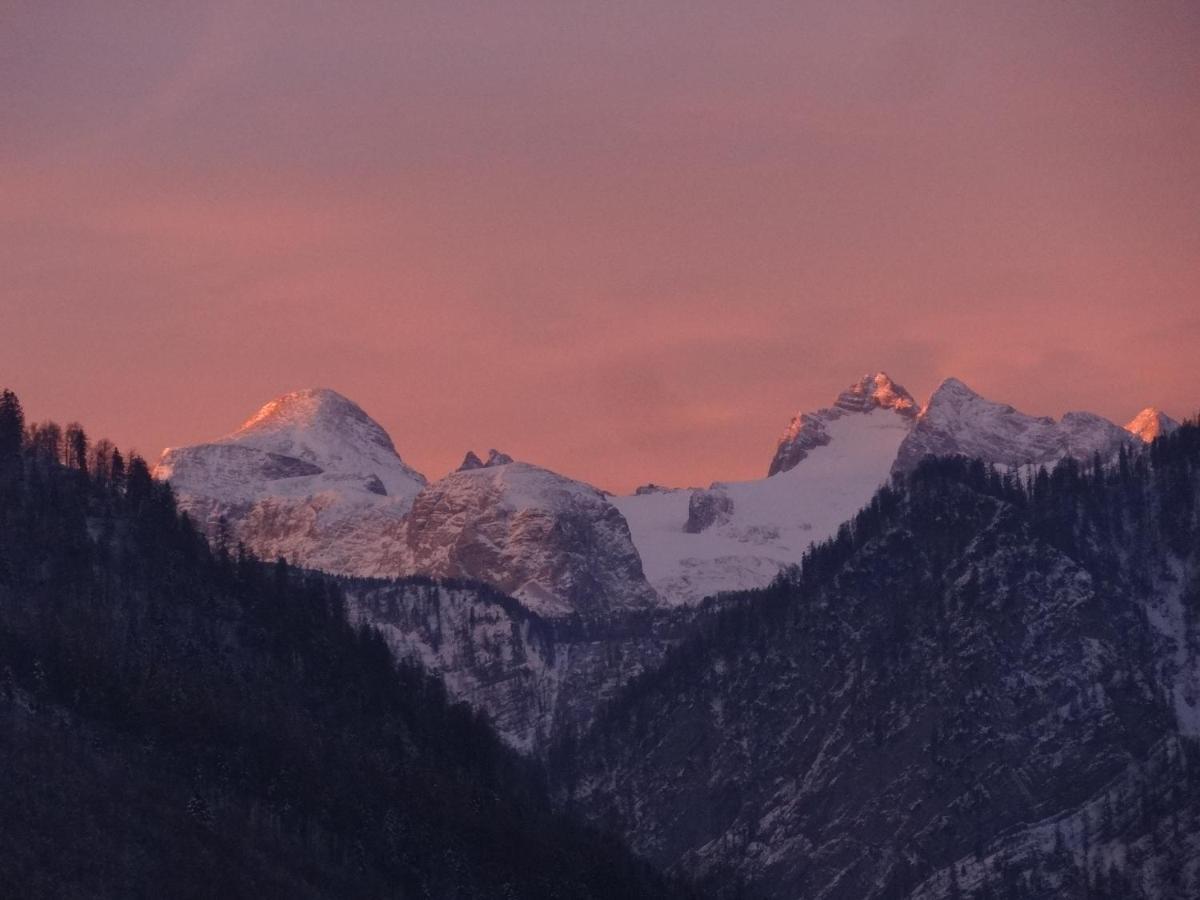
left=767, top=372, right=919, bottom=476
left=233, top=388, right=397, bottom=452
left=1125, top=407, right=1180, bottom=443
left=153, top=387, right=427, bottom=577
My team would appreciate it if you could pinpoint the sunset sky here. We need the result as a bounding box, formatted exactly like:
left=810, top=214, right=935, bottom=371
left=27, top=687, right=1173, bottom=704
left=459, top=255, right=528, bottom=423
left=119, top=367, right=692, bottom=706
left=3, top=2, right=1198, bottom=492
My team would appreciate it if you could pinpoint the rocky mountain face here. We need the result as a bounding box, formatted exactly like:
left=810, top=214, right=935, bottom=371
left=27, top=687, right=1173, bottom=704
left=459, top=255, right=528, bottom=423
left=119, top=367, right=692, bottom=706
left=393, top=460, right=657, bottom=619
left=344, top=578, right=705, bottom=754
left=156, top=392, right=656, bottom=618
left=559, top=428, right=1200, bottom=899
left=892, top=378, right=1139, bottom=474
left=159, top=379, right=1173, bottom=614
left=0, top=409, right=687, bottom=900
left=457, top=448, right=514, bottom=471
left=768, top=372, right=920, bottom=477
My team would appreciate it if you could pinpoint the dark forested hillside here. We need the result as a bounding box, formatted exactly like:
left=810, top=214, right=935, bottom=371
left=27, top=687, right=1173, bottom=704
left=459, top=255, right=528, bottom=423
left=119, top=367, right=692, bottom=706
left=557, top=423, right=1200, bottom=899
left=0, top=389, right=692, bottom=899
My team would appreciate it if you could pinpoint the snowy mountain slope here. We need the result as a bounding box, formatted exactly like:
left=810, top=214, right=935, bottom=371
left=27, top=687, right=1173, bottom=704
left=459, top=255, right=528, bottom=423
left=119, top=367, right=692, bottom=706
left=158, top=393, right=657, bottom=618
left=154, top=388, right=425, bottom=575
left=615, top=388, right=914, bottom=606
left=394, top=459, right=657, bottom=618
left=615, top=372, right=1159, bottom=607
left=893, top=377, right=1138, bottom=473
left=157, top=387, right=426, bottom=502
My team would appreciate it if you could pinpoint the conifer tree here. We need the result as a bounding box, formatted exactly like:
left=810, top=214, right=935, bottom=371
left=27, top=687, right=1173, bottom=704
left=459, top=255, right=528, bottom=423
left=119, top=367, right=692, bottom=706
left=64, top=422, right=88, bottom=473
left=0, top=388, right=23, bottom=461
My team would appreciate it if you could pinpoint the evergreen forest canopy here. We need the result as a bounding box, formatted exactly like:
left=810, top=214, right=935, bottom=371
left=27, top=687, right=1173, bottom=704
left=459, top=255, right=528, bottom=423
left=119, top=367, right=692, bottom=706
left=553, top=409, right=1200, bottom=899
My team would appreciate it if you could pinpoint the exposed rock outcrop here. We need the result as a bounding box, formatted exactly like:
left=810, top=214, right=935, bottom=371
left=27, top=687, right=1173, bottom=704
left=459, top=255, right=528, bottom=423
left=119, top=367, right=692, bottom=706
left=395, top=460, right=658, bottom=618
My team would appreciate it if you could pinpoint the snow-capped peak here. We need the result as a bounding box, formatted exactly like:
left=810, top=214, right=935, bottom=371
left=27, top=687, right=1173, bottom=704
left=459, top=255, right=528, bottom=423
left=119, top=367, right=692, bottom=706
left=154, top=388, right=428, bottom=577
left=211, top=387, right=426, bottom=492
left=893, top=377, right=1136, bottom=472
left=918, top=376, right=1013, bottom=416
left=232, top=387, right=396, bottom=453
left=768, top=371, right=918, bottom=476
left=1125, top=407, right=1180, bottom=443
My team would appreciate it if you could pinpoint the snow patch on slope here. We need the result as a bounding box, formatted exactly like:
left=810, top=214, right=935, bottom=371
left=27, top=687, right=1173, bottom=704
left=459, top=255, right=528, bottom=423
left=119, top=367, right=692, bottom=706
left=616, top=408, right=911, bottom=606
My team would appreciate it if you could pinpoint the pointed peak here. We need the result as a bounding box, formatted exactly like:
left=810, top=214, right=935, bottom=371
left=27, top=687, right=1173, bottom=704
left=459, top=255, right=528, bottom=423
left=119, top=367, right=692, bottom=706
left=931, top=377, right=980, bottom=399
left=1125, top=407, right=1180, bottom=443
left=457, top=450, right=485, bottom=471
left=833, top=372, right=919, bottom=418
left=486, top=449, right=514, bottom=467
left=920, top=378, right=1030, bottom=423
left=457, top=448, right=515, bottom=472
left=767, top=372, right=917, bottom=476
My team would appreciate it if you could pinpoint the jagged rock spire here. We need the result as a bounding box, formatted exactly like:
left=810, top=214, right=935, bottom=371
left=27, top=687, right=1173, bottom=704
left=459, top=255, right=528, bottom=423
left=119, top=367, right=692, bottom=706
left=457, top=448, right=515, bottom=472
left=768, top=372, right=918, bottom=476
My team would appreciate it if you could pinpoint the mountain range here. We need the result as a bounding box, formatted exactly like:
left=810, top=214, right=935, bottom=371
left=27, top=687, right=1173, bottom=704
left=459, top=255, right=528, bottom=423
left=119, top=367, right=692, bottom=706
left=3, top=375, right=1195, bottom=898
left=155, top=373, right=1177, bottom=612
left=150, top=376, right=1184, bottom=760
left=561, top=438, right=1200, bottom=898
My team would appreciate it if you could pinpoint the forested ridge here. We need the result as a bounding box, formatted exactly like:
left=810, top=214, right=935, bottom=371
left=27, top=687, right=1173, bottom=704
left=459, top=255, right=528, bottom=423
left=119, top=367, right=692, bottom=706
left=0, top=389, right=694, bottom=899
left=557, top=419, right=1200, bottom=899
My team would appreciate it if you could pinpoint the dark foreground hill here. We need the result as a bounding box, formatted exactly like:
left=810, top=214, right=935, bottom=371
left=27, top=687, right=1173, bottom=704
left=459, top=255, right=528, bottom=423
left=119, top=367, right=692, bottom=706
left=0, top=389, right=691, bottom=899
left=557, top=424, right=1200, bottom=899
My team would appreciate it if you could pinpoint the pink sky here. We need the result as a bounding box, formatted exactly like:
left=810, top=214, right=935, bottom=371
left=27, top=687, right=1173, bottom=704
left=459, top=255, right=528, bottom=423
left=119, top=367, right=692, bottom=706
left=3, top=2, right=1198, bottom=492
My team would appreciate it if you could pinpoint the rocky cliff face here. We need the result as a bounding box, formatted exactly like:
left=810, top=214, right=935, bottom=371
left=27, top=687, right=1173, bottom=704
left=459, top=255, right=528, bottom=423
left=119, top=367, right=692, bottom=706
left=393, top=460, right=658, bottom=619
left=345, top=578, right=703, bottom=754
left=767, top=372, right=919, bottom=477
left=683, top=487, right=733, bottom=534
left=564, top=430, right=1200, bottom=899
